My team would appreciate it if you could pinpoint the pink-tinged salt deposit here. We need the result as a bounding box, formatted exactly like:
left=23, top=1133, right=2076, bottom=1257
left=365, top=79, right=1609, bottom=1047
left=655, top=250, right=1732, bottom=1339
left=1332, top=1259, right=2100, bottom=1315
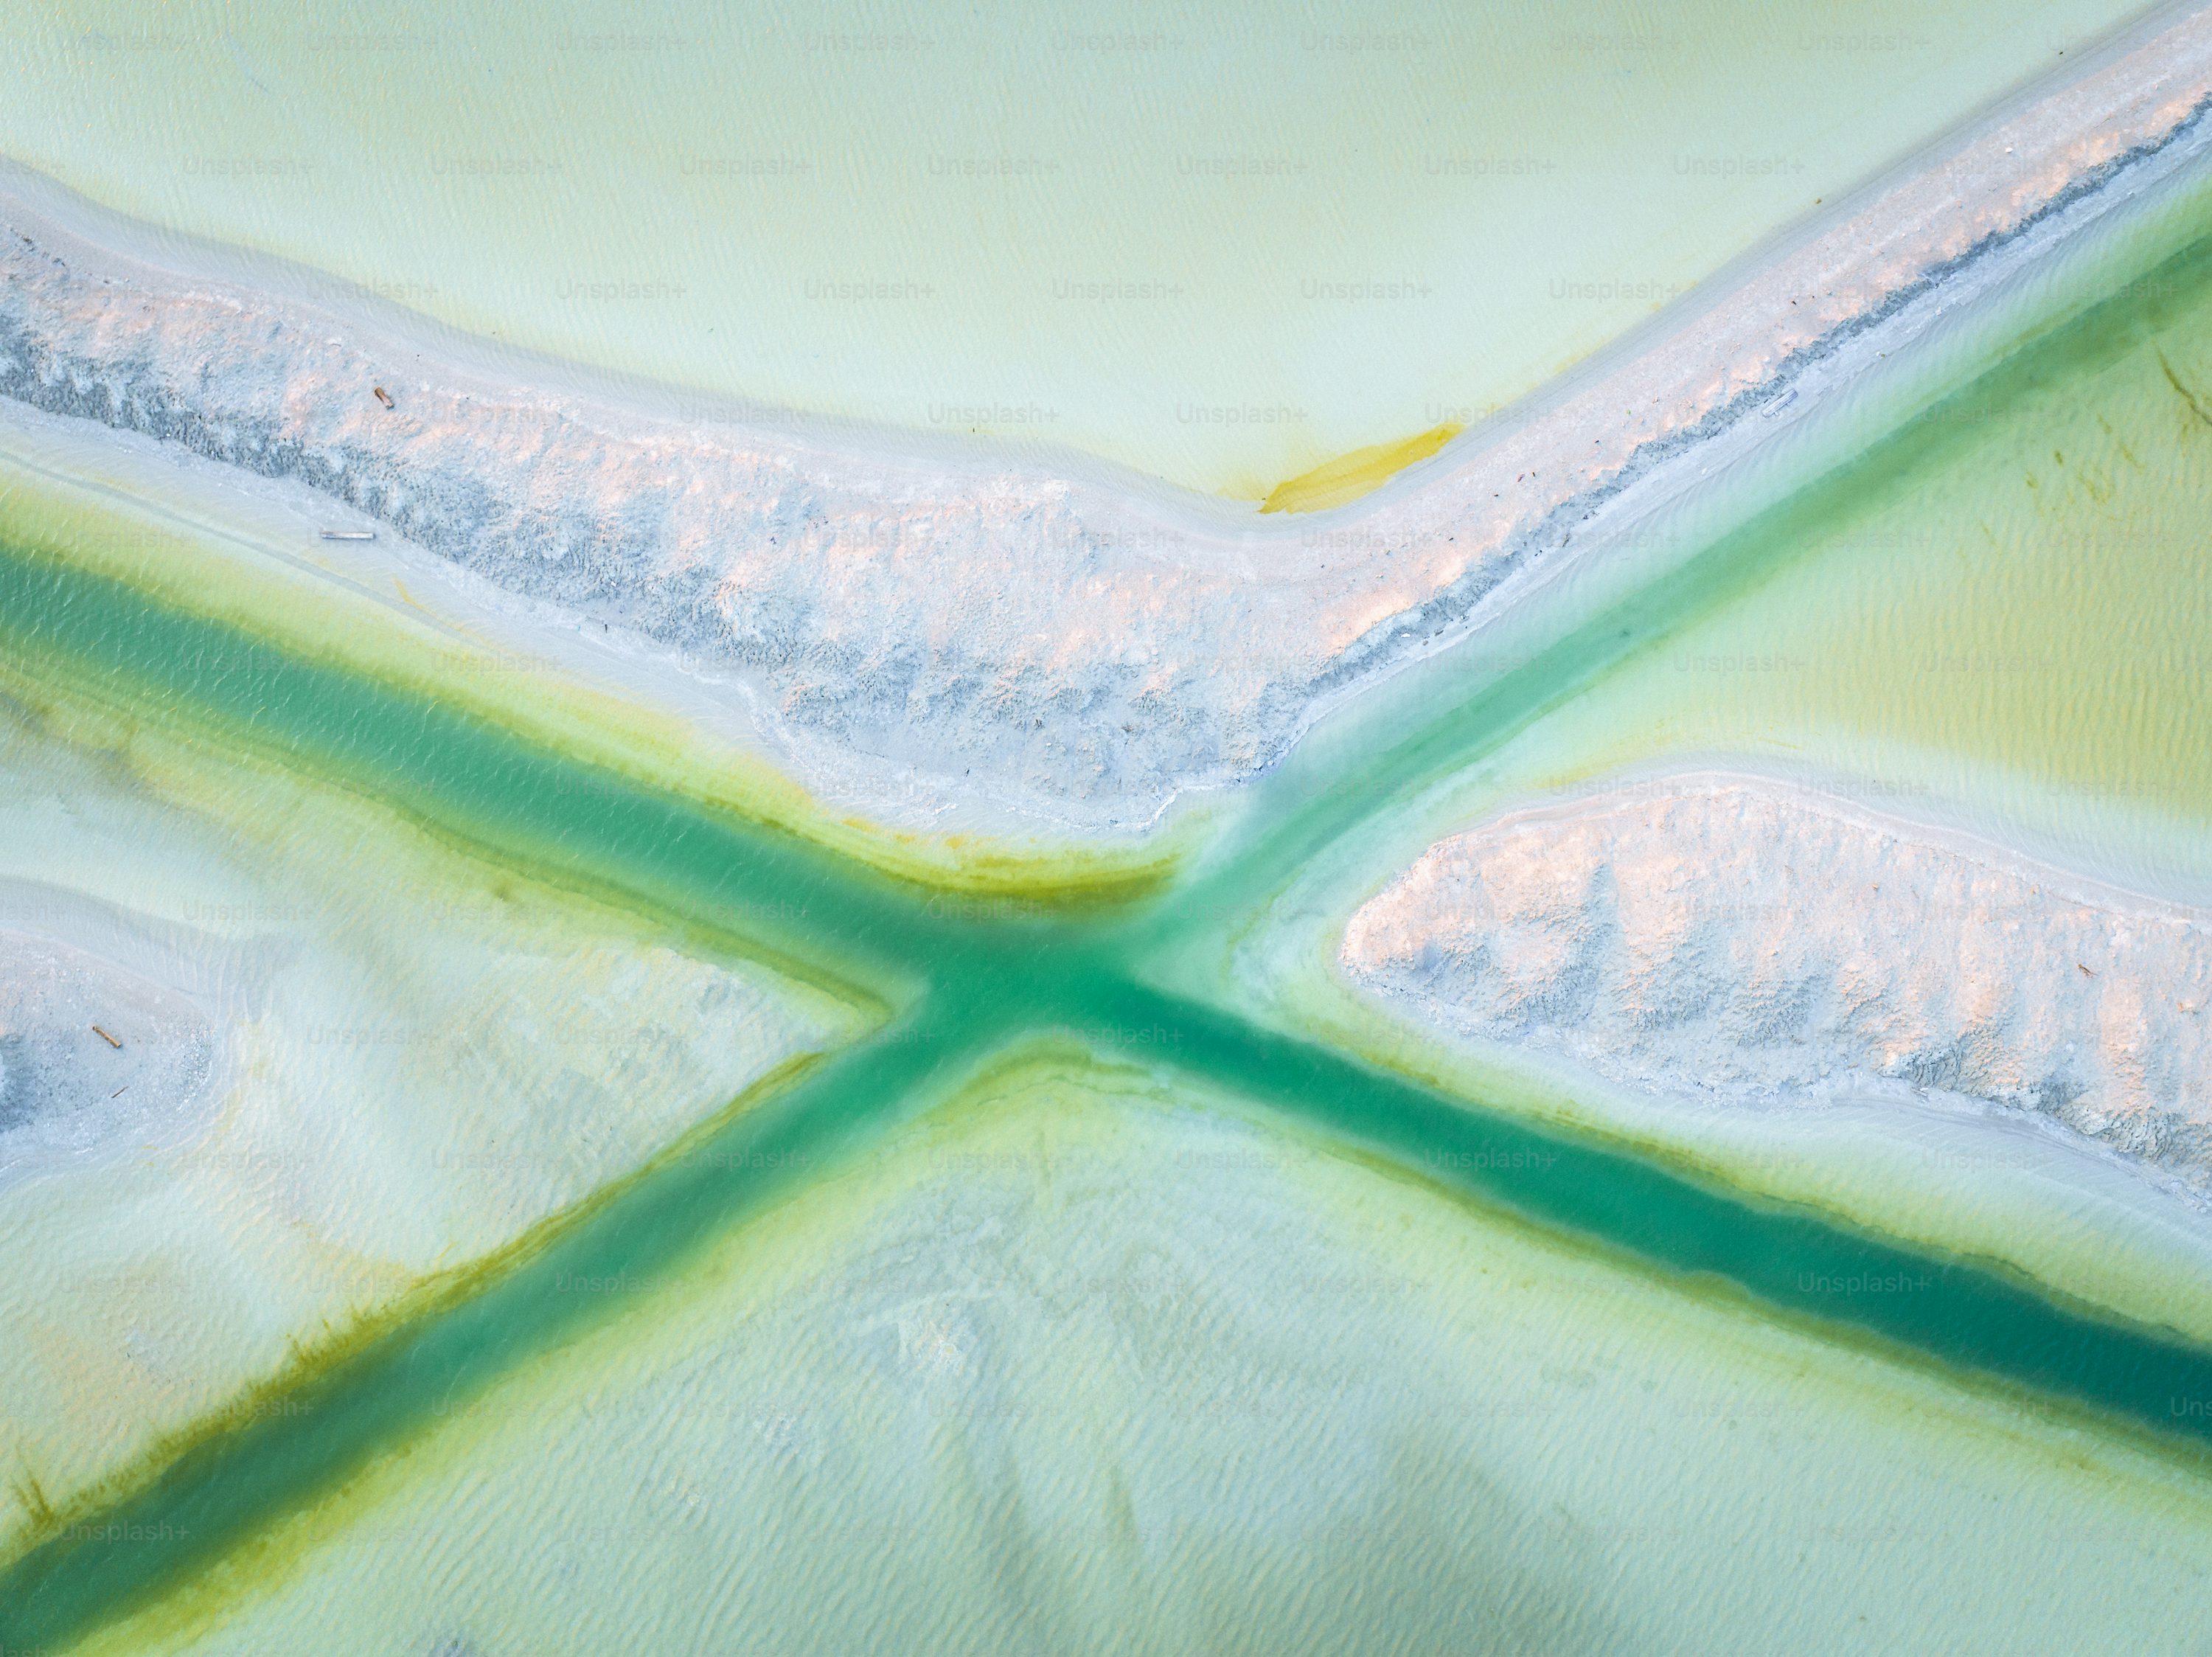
left=1342, top=776, right=2212, bottom=1188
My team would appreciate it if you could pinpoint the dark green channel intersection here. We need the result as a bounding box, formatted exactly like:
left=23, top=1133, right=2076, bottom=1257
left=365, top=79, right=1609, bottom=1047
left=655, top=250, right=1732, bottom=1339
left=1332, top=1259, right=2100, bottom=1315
left=18, top=211, right=2212, bottom=1637
left=6, top=519, right=2212, bottom=1647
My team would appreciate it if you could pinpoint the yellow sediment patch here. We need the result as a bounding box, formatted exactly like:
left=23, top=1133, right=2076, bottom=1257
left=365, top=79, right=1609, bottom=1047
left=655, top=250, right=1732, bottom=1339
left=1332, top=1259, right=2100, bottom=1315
left=1259, top=424, right=1461, bottom=515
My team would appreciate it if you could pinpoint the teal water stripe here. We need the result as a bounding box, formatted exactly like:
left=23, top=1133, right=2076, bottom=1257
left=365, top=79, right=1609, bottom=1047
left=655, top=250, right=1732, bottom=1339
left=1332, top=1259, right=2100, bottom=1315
left=16, top=952, right=2211, bottom=1652
left=0, top=611, right=2206, bottom=1647
left=1092, top=983, right=2212, bottom=1451
left=0, top=1000, right=979, bottom=1650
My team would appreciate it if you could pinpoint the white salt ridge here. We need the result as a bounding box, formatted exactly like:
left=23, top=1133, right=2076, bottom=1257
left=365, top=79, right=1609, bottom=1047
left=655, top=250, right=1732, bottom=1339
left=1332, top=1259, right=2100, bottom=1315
left=1, top=10, right=2209, bottom=830
left=1342, top=778, right=2212, bottom=1190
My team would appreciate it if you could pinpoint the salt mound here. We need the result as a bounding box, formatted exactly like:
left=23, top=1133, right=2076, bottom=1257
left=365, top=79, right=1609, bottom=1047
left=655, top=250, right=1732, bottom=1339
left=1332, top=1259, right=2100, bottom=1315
left=1344, top=778, right=2212, bottom=1186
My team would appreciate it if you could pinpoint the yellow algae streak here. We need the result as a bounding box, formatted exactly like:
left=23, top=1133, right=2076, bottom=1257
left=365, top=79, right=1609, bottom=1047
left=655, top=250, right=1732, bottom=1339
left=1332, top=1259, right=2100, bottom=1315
left=1259, top=424, right=1462, bottom=515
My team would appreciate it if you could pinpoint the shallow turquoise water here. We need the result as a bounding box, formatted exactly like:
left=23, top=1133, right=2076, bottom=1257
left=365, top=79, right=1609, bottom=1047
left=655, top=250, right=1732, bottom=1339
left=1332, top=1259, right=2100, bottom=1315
left=1, top=512, right=2210, bottom=1645
left=7, top=34, right=2212, bottom=1641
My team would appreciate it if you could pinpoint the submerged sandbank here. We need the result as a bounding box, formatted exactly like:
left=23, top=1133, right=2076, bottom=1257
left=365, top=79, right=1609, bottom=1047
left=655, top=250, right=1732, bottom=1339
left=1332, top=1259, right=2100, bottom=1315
left=1, top=6, right=2208, bottom=838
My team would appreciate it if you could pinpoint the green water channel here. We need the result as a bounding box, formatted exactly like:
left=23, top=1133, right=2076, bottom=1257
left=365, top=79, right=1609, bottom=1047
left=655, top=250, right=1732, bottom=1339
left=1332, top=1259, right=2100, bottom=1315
left=1187, top=197, right=2212, bottom=931
left=13, top=144, right=2212, bottom=1653
left=9, top=249, right=2212, bottom=1629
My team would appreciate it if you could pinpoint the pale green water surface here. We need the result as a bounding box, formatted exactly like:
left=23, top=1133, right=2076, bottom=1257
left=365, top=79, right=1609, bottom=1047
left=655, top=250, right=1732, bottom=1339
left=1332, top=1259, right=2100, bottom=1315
left=0, top=0, right=2152, bottom=493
